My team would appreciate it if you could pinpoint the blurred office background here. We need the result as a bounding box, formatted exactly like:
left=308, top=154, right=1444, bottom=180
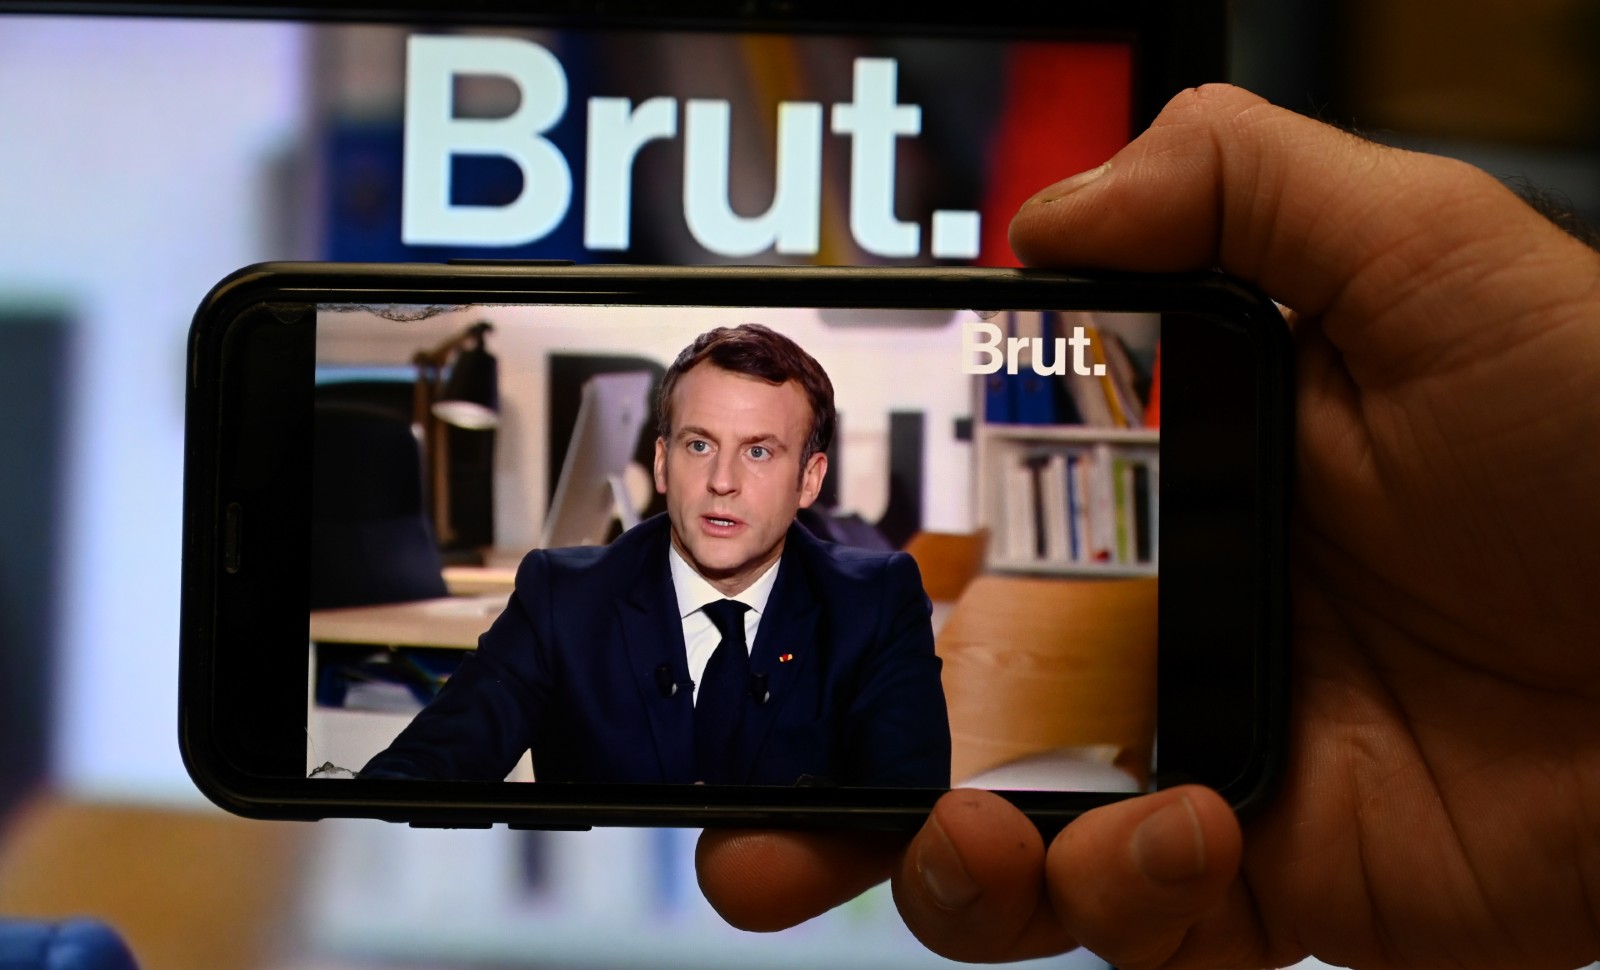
left=1, top=3, right=1597, bottom=969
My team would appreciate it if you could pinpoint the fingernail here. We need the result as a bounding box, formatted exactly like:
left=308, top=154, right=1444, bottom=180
left=1025, top=162, right=1111, bottom=205
left=916, top=814, right=982, bottom=911
left=1133, top=794, right=1206, bottom=884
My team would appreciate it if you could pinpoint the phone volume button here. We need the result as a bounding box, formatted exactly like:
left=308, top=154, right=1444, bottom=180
left=223, top=502, right=242, bottom=575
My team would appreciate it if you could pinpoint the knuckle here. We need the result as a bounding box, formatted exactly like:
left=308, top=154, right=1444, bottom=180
left=1156, top=83, right=1266, bottom=129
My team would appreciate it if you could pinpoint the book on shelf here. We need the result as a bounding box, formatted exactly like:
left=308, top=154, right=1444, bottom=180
left=1114, top=454, right=1144, bottom=564
left=1059, top=334, right=1118, bottom=428
left=1068, top=452, right=1087, bottom=562
left=1132, top=461, right=1153, bottom=562
left=1101, top=330, right=1146, bottom=427
left=984, top=371, right=1012, bottom=423
left=1003, top=454, right=1034, bottom=562
left=1026, top=453, right=1051, bottom=559
left=1040, top=452, right=1070, bottom=563
left=1143, top=339, right=1161, bottom=428
left=1084, top=443, right=1116, bottom=563
left=1014, top=368, right=1058, bottom=424
left=985, top=311, right=1082, bottom=426
left=1041, top=312, right=1159, bottom=430
left=994, top=444, right=1158, bottom=571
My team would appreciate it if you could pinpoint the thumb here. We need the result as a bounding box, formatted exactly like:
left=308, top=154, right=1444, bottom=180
left=1008, top=83, right=1596, bottom=387
left=1046, top=786, right=1268, bottom=970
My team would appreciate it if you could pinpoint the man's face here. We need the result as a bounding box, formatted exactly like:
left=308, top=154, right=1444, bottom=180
left=654, top=363, right=826, bottom=596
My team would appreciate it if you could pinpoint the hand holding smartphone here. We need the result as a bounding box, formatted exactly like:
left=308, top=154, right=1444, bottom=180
left=181, top=263, right=1290, bottom=831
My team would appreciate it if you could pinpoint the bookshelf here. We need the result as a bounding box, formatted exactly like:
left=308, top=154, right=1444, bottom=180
left=972, top=312, right=1160, bottom=577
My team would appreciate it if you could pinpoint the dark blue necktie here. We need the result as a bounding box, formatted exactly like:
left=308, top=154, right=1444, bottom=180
left=695, top=598, right=750, bottom=784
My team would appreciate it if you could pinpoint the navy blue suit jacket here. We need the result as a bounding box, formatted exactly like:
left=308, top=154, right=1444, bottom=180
left=362, top=514, right=951, bottom=787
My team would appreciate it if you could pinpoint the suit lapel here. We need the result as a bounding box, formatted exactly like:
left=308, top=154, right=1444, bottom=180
left=617, top=526, right=696, bottom=783
left=737, top=528, right=820, bottom=779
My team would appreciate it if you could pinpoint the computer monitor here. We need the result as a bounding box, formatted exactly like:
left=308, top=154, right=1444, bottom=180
left=540, top=370, right=654, bottom=548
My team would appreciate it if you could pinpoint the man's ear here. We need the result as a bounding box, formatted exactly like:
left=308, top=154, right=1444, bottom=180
left=796, top=452, right=827, bottom=509
left=653, top=437, right=668, bottom=495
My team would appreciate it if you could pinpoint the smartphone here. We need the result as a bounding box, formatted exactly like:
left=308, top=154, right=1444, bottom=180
left=181, top=262, right=1290, bottom=831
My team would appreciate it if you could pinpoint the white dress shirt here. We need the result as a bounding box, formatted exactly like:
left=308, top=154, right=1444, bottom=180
left=668, top=544, right=780, bottom=706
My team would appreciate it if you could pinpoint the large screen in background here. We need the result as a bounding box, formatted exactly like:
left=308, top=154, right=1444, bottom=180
left=3, top=7, right=1215, bottom=969
left=329, top=30, right=1132, bottom=266
left=0, top=11, right=1165, bottom=802
left=305, top=301, right=1160, bottom=794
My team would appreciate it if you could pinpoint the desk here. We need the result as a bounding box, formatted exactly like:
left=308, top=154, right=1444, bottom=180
left=441, top=547, right=525, bottom=596
left=306, top=593, right=533, bottom=780
left=308, top=593, right=507, bottom=649
left=442, top=564, right=518, bottom=597
left=312, top=593, right=951, bottom=647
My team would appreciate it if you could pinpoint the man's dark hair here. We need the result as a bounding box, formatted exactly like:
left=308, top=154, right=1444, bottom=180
left=656, top=323, right=835, bottom=468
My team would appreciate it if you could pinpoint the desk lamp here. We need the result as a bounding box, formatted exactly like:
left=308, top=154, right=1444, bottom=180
left=413, top=322, right=498, bottom=550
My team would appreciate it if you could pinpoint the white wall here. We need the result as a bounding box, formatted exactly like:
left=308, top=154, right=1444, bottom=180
left=315, top=302, right=984, bottom=552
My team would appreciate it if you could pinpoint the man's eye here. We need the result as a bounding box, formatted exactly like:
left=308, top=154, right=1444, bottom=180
left=687, top=440, right=710, bottom=453
left=747, top=445, right=769, bottom=460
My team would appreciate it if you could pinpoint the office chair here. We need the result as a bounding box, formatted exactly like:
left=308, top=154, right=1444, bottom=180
left=902, top=529, right=989, bottom=602
left=309, top=402, right=448, bottom=609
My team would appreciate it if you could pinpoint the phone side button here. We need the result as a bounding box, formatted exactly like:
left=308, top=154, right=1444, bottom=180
left=508, top=823, right=592, bottom=831
left=223, top=502, right=242, bottom=574
left=407, top=821, right=492, bottom=829
left=444, top=258, right=576, bottom=267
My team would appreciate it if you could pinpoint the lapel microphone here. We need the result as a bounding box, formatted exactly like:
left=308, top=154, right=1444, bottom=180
left=655, top=664, right=693, bottom=698
left=655, top=665, right=763, bottom=702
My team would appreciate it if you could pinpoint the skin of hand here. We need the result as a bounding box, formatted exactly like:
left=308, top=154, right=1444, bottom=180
left=695, top=83, right=1600, bottom=970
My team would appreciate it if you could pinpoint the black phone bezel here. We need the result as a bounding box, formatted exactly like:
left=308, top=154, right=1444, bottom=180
left=181, top=262, right=1290, bottom=832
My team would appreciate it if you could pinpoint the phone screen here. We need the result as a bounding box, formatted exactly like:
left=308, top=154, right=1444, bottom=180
left=304, top=301, right=1163, bottom=793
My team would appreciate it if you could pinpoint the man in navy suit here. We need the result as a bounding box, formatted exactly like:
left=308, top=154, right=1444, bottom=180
left=362, top=324, right=950, bottom=787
